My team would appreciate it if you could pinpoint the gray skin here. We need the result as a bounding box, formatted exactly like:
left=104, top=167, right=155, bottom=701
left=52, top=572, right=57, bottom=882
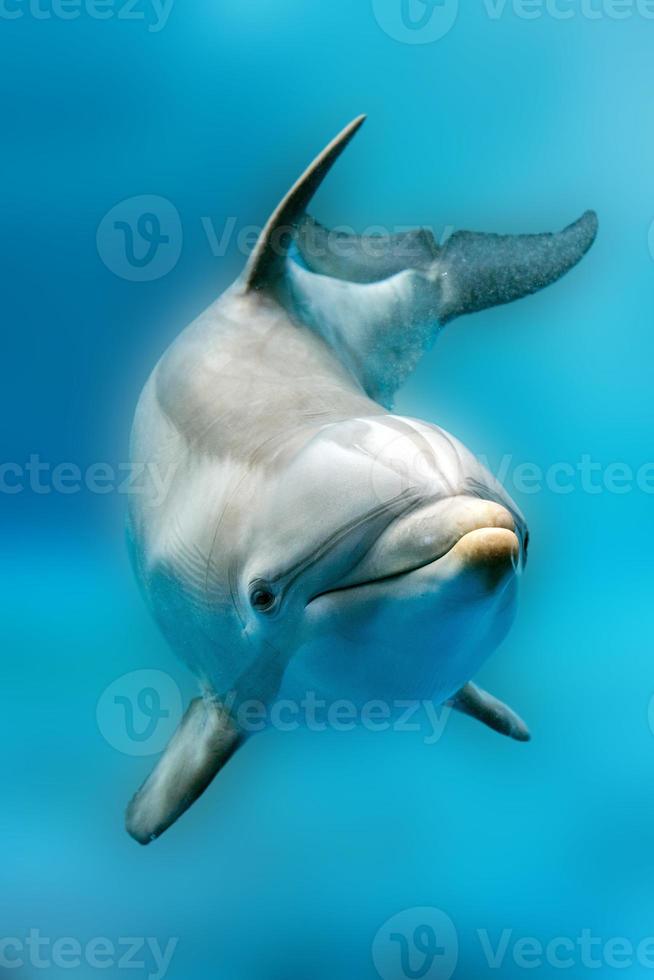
left=125, top=116, right=597, bottom=845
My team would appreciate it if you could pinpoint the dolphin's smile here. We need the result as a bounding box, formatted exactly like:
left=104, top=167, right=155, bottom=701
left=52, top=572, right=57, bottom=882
left=307, top=528, right=519, bottom=606
left=306, top=501, right=523, bottom=608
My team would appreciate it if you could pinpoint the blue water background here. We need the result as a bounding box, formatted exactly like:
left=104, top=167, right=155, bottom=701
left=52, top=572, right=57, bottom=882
left=3, top=3, right=654, bottom=978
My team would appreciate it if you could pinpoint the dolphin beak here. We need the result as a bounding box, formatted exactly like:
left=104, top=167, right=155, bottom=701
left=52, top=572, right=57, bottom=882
left=447, top=526, right=520, bottom=591
left=306, top=501, right=523, bottom=609
left=326, top=497, right=522, bottom=594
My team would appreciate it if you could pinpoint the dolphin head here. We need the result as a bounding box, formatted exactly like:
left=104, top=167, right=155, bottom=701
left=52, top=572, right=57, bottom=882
left=236, top=415, right=527, bottom=706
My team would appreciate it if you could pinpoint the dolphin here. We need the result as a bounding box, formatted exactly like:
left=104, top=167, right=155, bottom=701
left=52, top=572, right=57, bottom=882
left=125, top=116, right=597, bottom=844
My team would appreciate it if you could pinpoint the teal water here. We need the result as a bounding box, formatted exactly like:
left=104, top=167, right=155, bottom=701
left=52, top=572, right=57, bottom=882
left=4, top=3, right=654, bottom=979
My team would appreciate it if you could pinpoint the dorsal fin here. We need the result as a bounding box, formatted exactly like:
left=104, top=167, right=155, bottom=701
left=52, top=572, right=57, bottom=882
left=242, top=115, right=366, bottom=293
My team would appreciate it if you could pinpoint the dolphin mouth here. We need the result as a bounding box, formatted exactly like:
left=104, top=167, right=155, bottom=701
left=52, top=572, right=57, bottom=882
left=306, top=523, right=521, bottom=607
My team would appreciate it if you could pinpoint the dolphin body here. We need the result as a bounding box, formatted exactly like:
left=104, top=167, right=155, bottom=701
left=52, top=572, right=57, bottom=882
left=125, top=116, right=597, bottom=844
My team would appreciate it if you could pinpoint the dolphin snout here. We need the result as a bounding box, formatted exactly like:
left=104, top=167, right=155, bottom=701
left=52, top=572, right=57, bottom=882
left=331, top=495, right=521, bottom=591
left=446, top=498, right=516, bottom=541
left=449, top=526, right=520, bottom=591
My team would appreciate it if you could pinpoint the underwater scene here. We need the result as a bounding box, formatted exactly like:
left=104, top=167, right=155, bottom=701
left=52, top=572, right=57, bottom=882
left=4, top=2, right=654, bottom=979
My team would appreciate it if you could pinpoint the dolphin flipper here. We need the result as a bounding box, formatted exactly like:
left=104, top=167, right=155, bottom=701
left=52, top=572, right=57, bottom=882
left=241, top=115, right=597, bottom=407
left=448, top=682, right=531, bottom=742
left=125, top=697, right=242, bottom=845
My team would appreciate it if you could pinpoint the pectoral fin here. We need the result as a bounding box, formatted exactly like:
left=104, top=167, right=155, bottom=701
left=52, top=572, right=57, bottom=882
left=125, top=696, right=242, bottom=845
left=448, top=682, right=531, bottom=742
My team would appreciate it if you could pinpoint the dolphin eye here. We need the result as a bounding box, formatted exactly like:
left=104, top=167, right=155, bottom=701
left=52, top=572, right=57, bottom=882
left=249, top=583, right=276, bottom=613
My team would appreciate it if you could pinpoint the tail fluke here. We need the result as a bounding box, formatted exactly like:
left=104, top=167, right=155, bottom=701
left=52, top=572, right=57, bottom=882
left=238, top=117, right=597, bottom=406
left=438, top=210, right=598, bottom=323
